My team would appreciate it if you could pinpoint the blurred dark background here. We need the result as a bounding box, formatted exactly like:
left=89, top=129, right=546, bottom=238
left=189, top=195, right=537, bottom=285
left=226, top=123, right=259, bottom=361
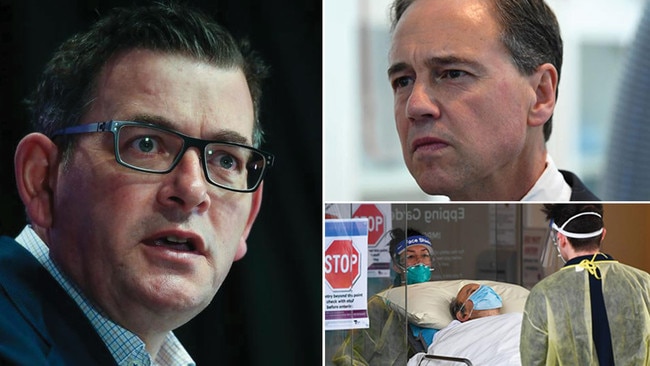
left=0, top=0, right=321, bottom=364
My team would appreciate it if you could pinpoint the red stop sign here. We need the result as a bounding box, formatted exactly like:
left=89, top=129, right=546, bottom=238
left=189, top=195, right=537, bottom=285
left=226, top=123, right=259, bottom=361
left=353, top=204, right=384, bottom=246
left=324, top=239, right=360, bottom=291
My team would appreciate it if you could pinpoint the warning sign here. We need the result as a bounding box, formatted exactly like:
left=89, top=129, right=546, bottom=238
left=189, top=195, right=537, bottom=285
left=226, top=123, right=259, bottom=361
left=324, top=239, right=361, bottom=291
left=352, top=204, right=392, bottom=278
left=324, top=219, right=369, bottom=330
left=352, top=204, right=385, bottom=246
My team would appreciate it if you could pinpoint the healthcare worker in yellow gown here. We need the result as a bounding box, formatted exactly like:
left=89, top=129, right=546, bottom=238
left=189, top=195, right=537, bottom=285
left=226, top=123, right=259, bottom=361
left=332, top=228, right=437, bottom=366
left=521, top=204, right=650, bottom=365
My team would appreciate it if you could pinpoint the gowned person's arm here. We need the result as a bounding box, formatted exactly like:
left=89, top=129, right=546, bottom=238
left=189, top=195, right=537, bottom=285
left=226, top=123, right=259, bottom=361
left=332, top=295, right=410, bottom=366
left=520, top=291, right=550, bottom=366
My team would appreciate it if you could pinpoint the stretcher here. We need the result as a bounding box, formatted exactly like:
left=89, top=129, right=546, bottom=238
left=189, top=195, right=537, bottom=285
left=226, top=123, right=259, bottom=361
left=418, top=354, right=473, bottom=365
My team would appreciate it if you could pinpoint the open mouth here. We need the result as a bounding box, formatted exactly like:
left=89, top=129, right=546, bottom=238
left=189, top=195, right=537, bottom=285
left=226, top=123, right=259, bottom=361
left=151, top=235, right=197, bottom=252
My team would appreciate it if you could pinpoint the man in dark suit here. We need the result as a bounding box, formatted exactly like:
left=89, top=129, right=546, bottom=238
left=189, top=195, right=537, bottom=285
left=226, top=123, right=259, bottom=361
left=0, top=3, right=273, bottom=364
left=388, top=0, right=598, bottom=201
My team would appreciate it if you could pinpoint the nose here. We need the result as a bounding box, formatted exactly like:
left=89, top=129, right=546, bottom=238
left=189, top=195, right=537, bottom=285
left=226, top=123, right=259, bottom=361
left=405, top=81, right=441, bottom=122
left=158, top=148, right=211, bottom=214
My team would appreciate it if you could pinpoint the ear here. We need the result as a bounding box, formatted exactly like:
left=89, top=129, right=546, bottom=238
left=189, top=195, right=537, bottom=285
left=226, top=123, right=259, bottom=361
left=232, top=181, right=264, bottom=261
left=456, top=304, right=472, bottom=322
left=527, top=63, right=558, bottom=128
left=14, top=133, right=60, bottom=229
left=557, top=232, right=569, bottom=249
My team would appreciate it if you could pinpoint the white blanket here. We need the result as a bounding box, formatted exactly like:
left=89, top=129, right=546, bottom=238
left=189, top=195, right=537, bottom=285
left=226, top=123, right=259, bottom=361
left=408, top=312, right=523, bottom=366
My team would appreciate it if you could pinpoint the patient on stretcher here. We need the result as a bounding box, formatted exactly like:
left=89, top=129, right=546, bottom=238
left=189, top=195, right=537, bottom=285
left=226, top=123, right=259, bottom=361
left=408, top=283, right=524, bottom=366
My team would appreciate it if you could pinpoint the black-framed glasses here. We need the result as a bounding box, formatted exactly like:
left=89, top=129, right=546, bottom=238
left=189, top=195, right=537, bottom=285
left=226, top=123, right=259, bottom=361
left=51, top=120, right=274, bottom=193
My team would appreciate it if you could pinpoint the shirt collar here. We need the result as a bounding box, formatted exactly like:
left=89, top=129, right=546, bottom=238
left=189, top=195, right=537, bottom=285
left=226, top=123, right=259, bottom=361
left=15, top=226, right=195, bottom=366
left=521, top=153, right=572, bottom=201
left=564, top=253, right=613, bottom=266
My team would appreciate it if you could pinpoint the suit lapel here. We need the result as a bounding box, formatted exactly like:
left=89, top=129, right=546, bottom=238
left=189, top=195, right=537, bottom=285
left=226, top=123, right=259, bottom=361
left=0, top=236, right=116, bottom=365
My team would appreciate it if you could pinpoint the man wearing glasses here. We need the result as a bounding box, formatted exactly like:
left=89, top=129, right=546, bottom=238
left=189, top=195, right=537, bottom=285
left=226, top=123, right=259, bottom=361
left=0, top=3, right=272, bottom=365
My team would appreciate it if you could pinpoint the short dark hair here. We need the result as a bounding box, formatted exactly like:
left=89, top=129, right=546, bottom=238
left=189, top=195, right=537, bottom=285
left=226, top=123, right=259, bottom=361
left=390, top=0, right=562, bottom=142
left=542, top=204, right=604, bottom=251
left=27, top=2, right=269, bottom=158
left=449, top=297, right=465, bottom=320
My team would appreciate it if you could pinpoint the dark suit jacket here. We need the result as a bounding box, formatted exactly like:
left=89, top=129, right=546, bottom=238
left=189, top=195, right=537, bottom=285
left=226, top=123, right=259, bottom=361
left=0, top=236, right=116, bottom=365
left=560, top=170, right=601, bottom=201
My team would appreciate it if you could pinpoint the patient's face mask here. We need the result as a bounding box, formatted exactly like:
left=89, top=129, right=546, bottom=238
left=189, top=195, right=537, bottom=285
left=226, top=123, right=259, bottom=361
left=406, top=263, right=432, bottom=284
left=464, top=285, right=502, bottom=310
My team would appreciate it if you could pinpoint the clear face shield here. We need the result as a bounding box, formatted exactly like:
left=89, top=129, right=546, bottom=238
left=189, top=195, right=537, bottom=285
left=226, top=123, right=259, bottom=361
left=540, top=212, right=604, bottom=276
left=540, top=219, right=565, bottom=276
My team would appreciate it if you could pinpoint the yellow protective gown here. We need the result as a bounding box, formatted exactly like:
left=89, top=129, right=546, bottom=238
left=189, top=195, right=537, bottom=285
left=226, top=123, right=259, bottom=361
left=521, top=259, right=650, bottom=365
left=332, top=293, right=411, bottom=366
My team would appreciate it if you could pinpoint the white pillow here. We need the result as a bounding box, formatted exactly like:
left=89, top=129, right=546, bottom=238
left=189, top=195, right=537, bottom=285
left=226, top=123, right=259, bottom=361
left=377, top=279, right=530, bottom=329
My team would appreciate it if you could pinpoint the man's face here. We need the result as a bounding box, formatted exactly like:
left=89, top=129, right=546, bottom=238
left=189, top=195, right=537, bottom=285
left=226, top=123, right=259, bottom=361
left=456, top=283, right=481, bottom=305
left=48, top=49, right=261, bottom=330
left=388, top=0, right=544, bottom=200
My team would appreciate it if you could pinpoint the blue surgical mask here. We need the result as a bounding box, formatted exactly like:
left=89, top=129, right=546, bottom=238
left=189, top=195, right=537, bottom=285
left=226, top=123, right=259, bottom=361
left=465, top=285, right=502, bottom=310
left=406, top=263, right=431, bottom=284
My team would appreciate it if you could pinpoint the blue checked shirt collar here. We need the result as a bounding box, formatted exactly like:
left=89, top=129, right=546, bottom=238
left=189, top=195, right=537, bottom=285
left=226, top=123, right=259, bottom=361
left=15, top=226, right=195, bottom=366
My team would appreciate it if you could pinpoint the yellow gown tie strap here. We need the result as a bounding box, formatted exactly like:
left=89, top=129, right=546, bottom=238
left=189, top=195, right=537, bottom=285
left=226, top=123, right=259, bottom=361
left=577, top=253, right=602, bottom=280
left=562, top=253, right=617, bottom=279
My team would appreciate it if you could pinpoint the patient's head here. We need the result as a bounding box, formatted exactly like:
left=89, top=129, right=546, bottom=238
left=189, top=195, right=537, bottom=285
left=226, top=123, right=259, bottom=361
left=450, top=283, right=502, bottom=322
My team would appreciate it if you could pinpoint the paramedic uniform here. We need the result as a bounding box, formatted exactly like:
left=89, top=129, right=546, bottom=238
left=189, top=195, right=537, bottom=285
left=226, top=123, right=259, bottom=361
left=332, top=294, right=408, bottom=366
left=521, top=253, right=650, bottom=365
left=333, top=234, right=438, bottom=366
left=332, top=291, right=434, bottom=366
